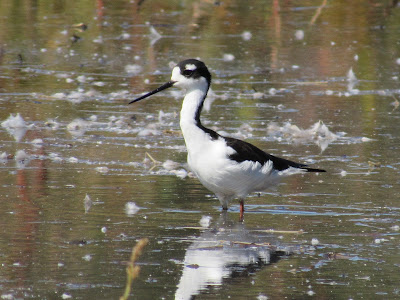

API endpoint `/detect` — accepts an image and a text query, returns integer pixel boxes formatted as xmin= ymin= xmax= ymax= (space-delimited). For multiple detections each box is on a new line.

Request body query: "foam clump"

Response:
xmin=84 ymin=194 xmax=92 ymax=214
xmin=295 ymin=29 xmax=305 ymax=40
xmin=267 ymin=121 xmax=339 ymax=152
xmin=125 ymin=202 xmax=141 ymax=216
xmin=106 ymin=116 xmax=135 ymax=134
xmin=49 ymin=152 xmax=63 ymax=163
xmin=223 ymin=53 xmax=235 ymax=62
xmin=171 ymin=168 xmax=188 ymax=179
xmin=158 ymin=110 xmax=176 ymax=124
xmin=241 ymin=31 xmax=252 ymax=41
xmin=95 ymin=166 xmax=109 ymax=174
xmin=45 ymin=119 xmax=60 ymax=130
xmin=161 ymin=159 xmax=188 ymax=179
xmin=125 ymin=64 xmax=142 ymax=75
xmin=51 ymin=89 xmax=100 ymax=104
xmin=149 ymin=26 xmax=162 ymax=45
xmin=347 ymin=68 xmax=358 ymax=92
xmin=31 ymin=138 xmax=44 ymax=147
xmin=0 ymin=152 xmax=10 ymax=164
xmin=1 ymin=113 xmax=26 ymax=128
xmin=199 ymin=215 xmax=212 ymax=228
xmin=15 ymin=150 xmax=30 ymax=168
xmin=137 ymin=123 xmax=160 ymax=136
xmin=252 ymin=92 xmax=265 ymax=99
xmin=1 ymin=113 xmax=31 ymax=142
xmin=67 ymin=118 xmax=89 ymax=137
xmin=162 ymin=159 xmax=181 ymax=171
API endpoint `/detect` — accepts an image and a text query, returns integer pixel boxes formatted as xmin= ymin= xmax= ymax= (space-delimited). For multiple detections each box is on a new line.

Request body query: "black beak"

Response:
xmin=129 ymin=81 xmax=176 ymax=104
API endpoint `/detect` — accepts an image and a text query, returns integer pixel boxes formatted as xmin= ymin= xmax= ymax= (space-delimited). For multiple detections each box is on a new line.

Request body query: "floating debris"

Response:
xmin=84 ymin=194 xmax=92 ymax=214
xmin=82 ymin=254 xmax=92 ymax=261
xmin=162 ymin=160 xmax=181 ymax=171
xmin=171 ymin=169 xmax=188 ymax=179
xmin=76 ymin=75 xmax=89 ymax=83
xmin=15 ymin=150 xmax=30 ymax=169
xmin=119 ymin=32 xmax=131 ymax=40
xmin=241 ymin=31 xmax=252 ymax=41
xmin=49 ymin=152 xmax=63 ymax=163
xmin=61 ymin=293 xmax=72 ymax=300
xmin=125 ymin=202 xmax=141 ymax=216
xmin=95 ymin=166 xmax=109 ymax=174
xmin=252 ymin=92 xmax=265 ymax=99
xmin=72 ymin=22 xmax=88 ymax=32
xmin=93 ymin=35 xmax=103 ymax=44
xmin=149 ymin=26 xmax=162 ymax=45
xmin=1 ymin=113 xmax=26 ymax=129
xmin=0 ymin=152 xmax=10 ymax=164
xmin=347 ymin=67 xmax=358 ymax=91
xmin=125 ymin=64 xmax=142 ymax=75
xmin=199 ymin=216 xmax=212 ymax=228
xmin=311 ymin=238 xmax=320 ymax=246
xmin=1 ymin=113 xmax=30 ymax=142
xmin=67 ymin=118 xmax=89 ymax=137
xmin=143 ymin=152 xmax=161 ymax=171
xmin=307 ymin=290 xmax=316 ymax=296
xmin=267 ymin=121 xmax=339 ymax=152
xmin=31 ymin=138 xmax=44 ymax=147
xmin=295 ymin=29 xmax=305 ymax=40
xmin=391 ymin=96 xmax=399 ymax=112
xmin=390 ymin=225 xmax=400 ymax=231
xmin=158 ymin=110 xmax=177 ymax=124
xmin=222 ymin=53 xmax=235 ymax=62
xmin=44 ymin=119 xmax=60 ymax=130
xmin=137 ymin=123 xmax=160 ymax=136
xmin=269 ymin=87 xmax=278 ymax=95
xmin=68 ymin=157 xmax=79 ymax=163
xmin=51 ymin=88 xmax=99 ymax=103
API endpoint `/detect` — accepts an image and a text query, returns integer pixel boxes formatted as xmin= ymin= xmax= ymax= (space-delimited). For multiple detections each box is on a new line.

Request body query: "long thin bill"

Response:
xmin=129 ymin=81 xmax=176 ymax=104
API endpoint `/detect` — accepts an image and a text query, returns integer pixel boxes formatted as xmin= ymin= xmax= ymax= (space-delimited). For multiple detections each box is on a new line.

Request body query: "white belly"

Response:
xmin=187 ymin=138 xmax=277 ymax=199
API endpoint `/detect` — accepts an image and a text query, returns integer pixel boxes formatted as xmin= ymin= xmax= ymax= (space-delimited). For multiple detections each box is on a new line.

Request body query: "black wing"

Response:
xmin=224 ymin=136 xmax=325 ymax=172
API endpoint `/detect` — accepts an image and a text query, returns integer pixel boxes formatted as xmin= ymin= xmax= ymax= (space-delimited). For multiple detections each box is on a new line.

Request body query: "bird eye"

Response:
xmin=182 ymin=69 xmax=194 ymax=77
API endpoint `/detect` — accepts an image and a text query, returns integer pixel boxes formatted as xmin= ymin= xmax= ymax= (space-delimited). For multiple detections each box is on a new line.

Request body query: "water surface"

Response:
xmin=1 ymin=1 xmax=400 ymax=299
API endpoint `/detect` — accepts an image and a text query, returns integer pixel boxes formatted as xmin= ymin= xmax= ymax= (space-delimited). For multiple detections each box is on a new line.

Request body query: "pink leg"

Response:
xmin=239 ymin=199 xmax=244 ymax=222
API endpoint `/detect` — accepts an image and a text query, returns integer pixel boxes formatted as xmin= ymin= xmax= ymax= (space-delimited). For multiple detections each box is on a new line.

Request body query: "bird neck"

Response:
xmin=180 ymin=86 xmax=209 ymax=129
xmin=180 ymin=85 xmax=215 ymax=150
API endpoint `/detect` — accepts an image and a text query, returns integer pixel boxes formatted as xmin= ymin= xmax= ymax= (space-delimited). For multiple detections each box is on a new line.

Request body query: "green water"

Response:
xmin=1 ymin=1 xmax=400 ymax=299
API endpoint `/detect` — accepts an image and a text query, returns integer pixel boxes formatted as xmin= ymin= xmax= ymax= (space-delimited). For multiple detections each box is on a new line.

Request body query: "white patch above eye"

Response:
xmin=185 ymin=64 xmax=197 ymax=71
xmin=171 ymin=66 xmax=184 ymax=81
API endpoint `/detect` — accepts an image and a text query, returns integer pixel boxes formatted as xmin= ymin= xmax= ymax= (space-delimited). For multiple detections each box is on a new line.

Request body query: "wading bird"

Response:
xmin=130 ymin=59 xmax=325 ymax=221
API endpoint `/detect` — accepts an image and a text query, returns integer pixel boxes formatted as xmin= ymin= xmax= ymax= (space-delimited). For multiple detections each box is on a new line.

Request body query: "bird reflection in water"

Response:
xmin=175 ymin=213 xmax=292 ymax=299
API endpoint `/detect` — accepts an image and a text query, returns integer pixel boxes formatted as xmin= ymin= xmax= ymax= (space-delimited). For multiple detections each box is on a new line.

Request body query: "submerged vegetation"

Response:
xmin=120 ymin=238 xmax=149 ymax=300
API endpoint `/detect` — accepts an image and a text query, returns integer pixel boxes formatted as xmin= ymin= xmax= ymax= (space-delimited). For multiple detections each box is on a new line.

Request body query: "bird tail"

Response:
xmin=301 ymin=167 xmax=326 ymax=172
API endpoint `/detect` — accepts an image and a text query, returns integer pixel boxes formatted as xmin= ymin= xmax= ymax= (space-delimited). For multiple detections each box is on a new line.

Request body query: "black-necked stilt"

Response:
xmin=130 ymin=59 xmax=325 ymax=221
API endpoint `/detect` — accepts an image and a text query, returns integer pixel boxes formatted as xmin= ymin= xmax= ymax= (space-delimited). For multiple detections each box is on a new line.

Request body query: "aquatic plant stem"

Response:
xmin=120 ymin=238 xmax=149 ymax=300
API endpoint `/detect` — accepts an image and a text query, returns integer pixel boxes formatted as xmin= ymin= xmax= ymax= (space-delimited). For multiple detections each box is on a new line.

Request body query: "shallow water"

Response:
xmin=1 ymin=0 xmax=400 ymax=299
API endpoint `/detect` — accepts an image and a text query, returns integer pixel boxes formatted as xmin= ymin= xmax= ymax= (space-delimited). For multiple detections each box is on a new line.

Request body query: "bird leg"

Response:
xmin=239 ymin=199 xmax=244 ymax=222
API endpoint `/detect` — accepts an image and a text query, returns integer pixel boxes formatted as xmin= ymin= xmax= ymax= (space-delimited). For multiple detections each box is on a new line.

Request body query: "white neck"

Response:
xmin=179 ymin=84 xmax=209 ymax=151
xmin=180 ymin=89 xmax=206 ymax=125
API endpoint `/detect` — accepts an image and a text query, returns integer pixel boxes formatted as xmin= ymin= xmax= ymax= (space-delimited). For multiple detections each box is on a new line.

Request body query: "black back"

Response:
xmin=204 ymin=128 xmax=325 ymax=172
xmin=224 ymin=136 xmax=325 ymax=172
